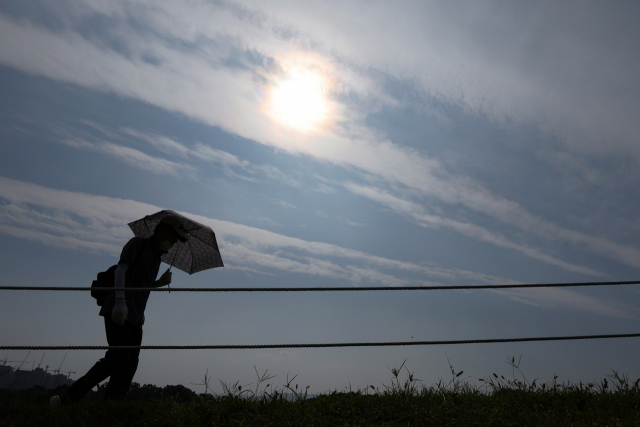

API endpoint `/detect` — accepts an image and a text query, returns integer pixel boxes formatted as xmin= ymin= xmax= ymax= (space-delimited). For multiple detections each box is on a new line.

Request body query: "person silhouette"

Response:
xmin=50 ymin=217 xmax=187 ymax=405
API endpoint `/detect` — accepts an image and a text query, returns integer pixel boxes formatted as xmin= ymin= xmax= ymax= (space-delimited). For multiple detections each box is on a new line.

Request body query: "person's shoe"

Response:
xmin=49 ymin=395 xmax=62 ymax=407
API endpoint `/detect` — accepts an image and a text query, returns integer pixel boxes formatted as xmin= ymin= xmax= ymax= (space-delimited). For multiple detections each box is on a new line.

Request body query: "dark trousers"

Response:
xmin=66 ymin=316 xmax=143 ymax=402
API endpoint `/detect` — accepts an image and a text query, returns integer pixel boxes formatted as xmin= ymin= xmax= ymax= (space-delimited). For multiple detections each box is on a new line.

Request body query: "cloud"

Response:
xmin=120 ymin=127 xmax=302 ymax=187
xmin=265 ymin=197 xmax=298 ymax=210
xmin=491 ymin=288 xmax=638 ymax=320
xmin=191 ymin=142 xmax=247 ymax=168
xmin=340 ymin=218 xmax=368 ymax=227
xmin=9 ymin=0 xmax=639 ymax=163
xmin=0 ymin=175 xmax=498 ymax=287
xmin=236 ymin=1 xmax=640 ymax=157
xmin=0 ymin=175 xmax=634 ymax=318
xmin=121 ymin=128 xmax=192 ymax=158
xmin=58 ymin=122 xmax=302 ymax=187
xmin=343 ymin=182 xmax=605 ymax=277
xmin=62 ymin=137 xmax=196 ymax=177
xmin=1 ymin=4 xmax=639 ymax=278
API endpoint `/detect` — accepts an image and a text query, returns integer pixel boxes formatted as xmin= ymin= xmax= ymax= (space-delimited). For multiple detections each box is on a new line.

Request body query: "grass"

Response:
xmin=2 ymin=357 xmax=640 ymax=426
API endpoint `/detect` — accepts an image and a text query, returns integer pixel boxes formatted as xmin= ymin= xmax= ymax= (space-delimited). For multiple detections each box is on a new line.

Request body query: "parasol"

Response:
xmin=127 ymin=210 xmax=223 ymax=274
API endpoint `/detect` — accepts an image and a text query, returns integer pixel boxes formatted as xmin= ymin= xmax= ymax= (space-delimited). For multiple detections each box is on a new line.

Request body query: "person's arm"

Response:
xmin=114 ymin=263 xmax=129 ymax=299
xmin=153 ymin=268 xmax=172 ymax=288
xmin=111 ymin=263 xmax=129 ymax=325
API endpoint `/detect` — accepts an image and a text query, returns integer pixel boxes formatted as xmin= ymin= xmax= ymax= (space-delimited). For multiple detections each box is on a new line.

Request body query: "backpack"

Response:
xmin=91 ymin=265 xmax=119 ymax=306
xmin=91 ymin=239 xmax=145 ymax=306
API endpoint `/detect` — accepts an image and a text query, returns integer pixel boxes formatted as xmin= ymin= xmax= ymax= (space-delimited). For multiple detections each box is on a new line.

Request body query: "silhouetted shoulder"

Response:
xmin=119 ymin=237 xmax=146 ymax=265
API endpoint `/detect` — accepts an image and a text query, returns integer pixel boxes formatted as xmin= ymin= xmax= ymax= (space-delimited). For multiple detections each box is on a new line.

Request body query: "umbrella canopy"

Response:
xmin=128 ymin=210 xmax=223 ymax=274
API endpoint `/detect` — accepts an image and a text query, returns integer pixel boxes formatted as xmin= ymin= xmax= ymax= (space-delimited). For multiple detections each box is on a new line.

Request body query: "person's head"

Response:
xmin=154 ymin=217 xmax=187 ymax=251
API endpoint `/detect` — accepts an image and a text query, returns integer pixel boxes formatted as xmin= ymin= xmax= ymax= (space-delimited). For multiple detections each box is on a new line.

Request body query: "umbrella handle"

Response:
xmin=168 ymin=241 xmax=181 ymax=270
xmin=166 ymin=241 xmax=182 ymax=293
xmin=166 ymin=241 xmax=180 ymax=294
xmin=165 ymin=267 xmax=171 ymax=293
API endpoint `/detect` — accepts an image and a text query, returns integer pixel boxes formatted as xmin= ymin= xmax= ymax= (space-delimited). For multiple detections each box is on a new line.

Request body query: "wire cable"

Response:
xmin=1 ymin=280 xmax=639 ymax=292
xmin=2 ymin=333 xmax=639 ymax=350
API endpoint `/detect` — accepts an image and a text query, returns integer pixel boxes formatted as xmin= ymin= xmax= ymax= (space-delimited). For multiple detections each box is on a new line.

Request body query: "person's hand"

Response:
xmin=111 ymin=299 xmax=128 ymax=325
xmin=157 ymin=269 xmax=172 ymax=287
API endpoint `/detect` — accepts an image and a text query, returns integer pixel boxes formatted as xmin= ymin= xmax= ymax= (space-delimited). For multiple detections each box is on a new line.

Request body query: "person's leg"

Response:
xmin=103 ymin=319 xmax=143 ymax=401
xmin=64 ymin=316 xmax=116 ymax=403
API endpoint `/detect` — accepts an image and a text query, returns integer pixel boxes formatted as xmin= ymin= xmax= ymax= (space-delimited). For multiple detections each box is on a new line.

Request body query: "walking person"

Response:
xmin=50 ymin=217 xmax=187 ymax=405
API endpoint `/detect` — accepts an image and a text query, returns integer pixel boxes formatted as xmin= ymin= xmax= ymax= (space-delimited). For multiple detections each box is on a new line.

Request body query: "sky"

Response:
xmin=1 ymin=0 xmax=640 ymax=396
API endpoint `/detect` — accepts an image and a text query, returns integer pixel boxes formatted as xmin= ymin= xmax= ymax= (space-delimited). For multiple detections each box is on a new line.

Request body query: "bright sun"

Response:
xmin=270 ymin=71 xmax=327 ymax=132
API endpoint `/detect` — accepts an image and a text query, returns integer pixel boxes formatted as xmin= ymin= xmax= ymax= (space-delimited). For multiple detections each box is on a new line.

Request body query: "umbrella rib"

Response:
xmin=186 ymin=231 xmax=217 ymax=248
xmin=185 ymin=231 xmax=223 ymax=272
xmin=169 ymin=241 xmax=180 ymax=269
xmin=187 ymin=237 xmax=194 ymax=273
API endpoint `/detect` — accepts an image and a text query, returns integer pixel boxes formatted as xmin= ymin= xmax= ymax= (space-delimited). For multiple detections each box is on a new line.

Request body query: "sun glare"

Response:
xmin=270 ymin=71 xmax=327 ymax=132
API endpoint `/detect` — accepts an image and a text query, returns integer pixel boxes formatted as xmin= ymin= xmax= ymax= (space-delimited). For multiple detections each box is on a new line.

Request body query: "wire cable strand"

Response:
xmin=1 ymin=280 xmax=639 ymax=292
xmin=2 ymin=333 xmax=639 ymax=350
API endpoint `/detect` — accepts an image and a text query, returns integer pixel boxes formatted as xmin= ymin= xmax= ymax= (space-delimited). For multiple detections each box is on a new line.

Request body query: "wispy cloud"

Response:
xmin=121 ymin=127 xmax=302 ymax=187
xmin=58 ymin=122 xmax=302 ymax=187
xmin=62 ymin=137 xmax=196 ymax=177
xmin=344 ymin=182 xmax=605 ymax=277
xmin=0 ymin=175 xmax=489 ymax=286
xmin=190 ymin=142 xmax=247 ymax=168
xmin=1 ymin=3 xmax=638 ymax=276
xmin=340 ymin=218 xmax=369 ymax=227
xmin=121 ymin=127 xmax=192 ymax=158
xmin=0 ymin=175 xmax=634 ymax=318
xmin=264 ymin=197 xmax=298 ymax=210
xmin=233 ymin=1 xmax=640 ymax=158
xmin=491 ymin=288 xmax=638 ymax=320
